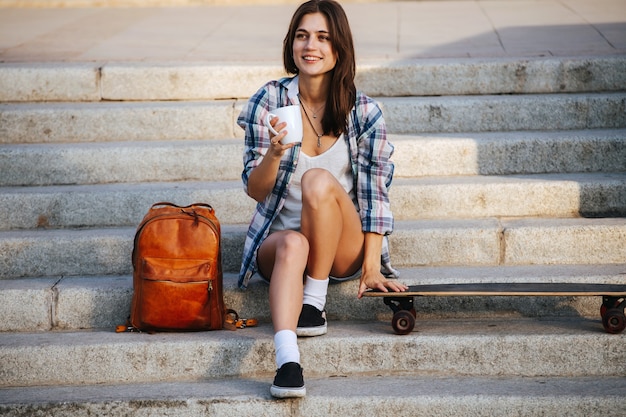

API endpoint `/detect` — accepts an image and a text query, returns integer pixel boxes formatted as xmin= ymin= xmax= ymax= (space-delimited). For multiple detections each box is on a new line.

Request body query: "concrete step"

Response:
xmin=0 ymin=139 xmax=243 ymax=186
xmin=2 ymin=93 xmax=625 ymax=144
xmin=3 ymin=264 xmax=625 ymax=332
xmin=1 ymin=320 xmax=625 ymax=388
xmin=0 ymin=181 xmax=255 ymax=230
xmin=393 ymin=129 xmax=626 ymax=178
xmin=0 ymin=100 xmax=236 ymax=144
xmin=1 ymin=130 xmax=624 ymax=186
xmin=1 ymin=173 xmax=624 ymax=230
xmin=1 ymin=375 xmax=625 ymax=417
xmin=1 ymin=218 xmax=624 ymax=279
xmin=392 ymin=173 xmax=626 ymax=220
xmin=380 ymin=92 xmax=626 ymax=134
xmin=1 ymin=56 xmax=625 ymax=102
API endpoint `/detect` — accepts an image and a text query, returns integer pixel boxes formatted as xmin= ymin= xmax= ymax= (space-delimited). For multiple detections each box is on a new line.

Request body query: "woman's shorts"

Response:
xmin=257 ymin=268 xmax=361 ymax=284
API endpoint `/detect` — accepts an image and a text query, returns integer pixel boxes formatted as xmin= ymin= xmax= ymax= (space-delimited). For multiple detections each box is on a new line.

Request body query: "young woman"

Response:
xmin=237 ymin=0 xmax=407 ymax=398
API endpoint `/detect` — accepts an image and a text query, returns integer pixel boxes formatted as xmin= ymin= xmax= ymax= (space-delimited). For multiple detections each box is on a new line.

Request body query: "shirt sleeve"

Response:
xmin=354 ymin=94 xmax=395 ymax=236
xmin=237 ymin=84 xmax=273 ymax=197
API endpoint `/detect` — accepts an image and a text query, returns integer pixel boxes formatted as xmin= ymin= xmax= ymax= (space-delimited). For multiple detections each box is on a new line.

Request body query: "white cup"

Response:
xmin=264 ymin=105 xmax=303 ymax=145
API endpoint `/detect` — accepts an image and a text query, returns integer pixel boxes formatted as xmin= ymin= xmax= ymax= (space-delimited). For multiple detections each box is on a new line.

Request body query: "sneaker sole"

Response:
xmin=270 ymin=385 xmax=306 ymax=398
xmin=296 ymin=322 xmax=327 ymax=337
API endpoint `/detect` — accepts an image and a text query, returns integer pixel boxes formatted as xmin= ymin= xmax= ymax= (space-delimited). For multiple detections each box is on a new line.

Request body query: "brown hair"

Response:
xmin=283 ymin=0 xmax=356 ymax=136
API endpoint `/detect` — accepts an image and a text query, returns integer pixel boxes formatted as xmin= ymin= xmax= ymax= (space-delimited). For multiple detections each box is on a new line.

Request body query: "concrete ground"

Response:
xmin=0 ymin=0 xmax=625 ymax=64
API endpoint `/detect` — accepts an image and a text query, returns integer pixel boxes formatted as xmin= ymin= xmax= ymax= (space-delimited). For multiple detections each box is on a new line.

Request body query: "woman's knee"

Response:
xmin=274 ymin=231 xmax=310 ymax=260
xmin=258 ymin=231 xmax=309 ymax=280
xmin=301 ymin=169 xmax=336 ymax=204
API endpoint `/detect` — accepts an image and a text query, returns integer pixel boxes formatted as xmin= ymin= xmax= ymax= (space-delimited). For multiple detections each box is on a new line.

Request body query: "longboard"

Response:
xmin=363 ymin=283 xmax=626 ymax=335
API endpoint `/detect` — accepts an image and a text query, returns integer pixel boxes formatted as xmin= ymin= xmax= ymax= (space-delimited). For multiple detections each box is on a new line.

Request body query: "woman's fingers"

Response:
xmin=269 ymin=118 xmax=289 ymax=146
xmin=357 ymin=281 xmax=369 ymax=299
xmin=387 ymin=280 xmax=409 ymax=292
xmin=357 ymin=277 xmax=408 ymax=299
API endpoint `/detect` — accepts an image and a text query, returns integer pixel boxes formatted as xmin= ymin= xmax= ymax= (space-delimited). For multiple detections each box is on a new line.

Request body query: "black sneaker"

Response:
xmin=270 ymin=362 xmax=306 ymax=398
xmin=296 ymin=304 xmax=327 ymax=337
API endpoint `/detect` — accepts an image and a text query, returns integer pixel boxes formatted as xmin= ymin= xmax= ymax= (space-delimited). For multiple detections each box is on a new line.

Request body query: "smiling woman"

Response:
xmin=236 ymin=0 xmax=406 ymax=399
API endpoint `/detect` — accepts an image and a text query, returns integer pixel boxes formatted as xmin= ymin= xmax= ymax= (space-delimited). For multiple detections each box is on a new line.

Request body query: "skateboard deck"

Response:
xmin=363 ymin=282 xmax=626 ymax=335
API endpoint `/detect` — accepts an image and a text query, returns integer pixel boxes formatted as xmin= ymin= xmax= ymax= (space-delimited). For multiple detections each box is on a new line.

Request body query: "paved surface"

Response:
xmin=0 ymin=0 xmax=624 ymax=64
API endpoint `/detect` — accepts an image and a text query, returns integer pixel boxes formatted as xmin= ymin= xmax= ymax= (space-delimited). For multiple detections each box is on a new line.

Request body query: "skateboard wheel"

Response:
xmin=602 ymin=309 xmax=626 ymax=334
xmin=600 ymin=299 xmax=619 ymax=318
xmin=392 ymin=310 xmax=415 ymax=335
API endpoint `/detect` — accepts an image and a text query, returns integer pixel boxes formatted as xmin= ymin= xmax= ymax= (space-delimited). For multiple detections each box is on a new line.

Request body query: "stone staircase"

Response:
xmin=1 ymin=56 xmax=625 ymax=415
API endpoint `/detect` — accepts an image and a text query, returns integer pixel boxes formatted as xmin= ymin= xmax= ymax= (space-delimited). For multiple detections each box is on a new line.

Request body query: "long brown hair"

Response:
xmin=283 ymin=0 xmax=356 ymax=137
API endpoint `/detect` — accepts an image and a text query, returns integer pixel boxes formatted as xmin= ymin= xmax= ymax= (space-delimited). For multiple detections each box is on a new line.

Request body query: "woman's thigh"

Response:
xmin=329 ymin=188 xmax=365 ymax=277
xmin=301 ymin=169 xmax=364 ymax=277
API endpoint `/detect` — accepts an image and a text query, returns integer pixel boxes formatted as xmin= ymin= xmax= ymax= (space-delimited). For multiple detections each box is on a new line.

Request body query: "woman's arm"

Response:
xmin=246 ymin=118 xmax=294 ymax=202
xmin=238 ymin=79 xmax=298 ymax=203
xmin=357 ymin=232 xmax=407 ymax=298
xmin=239 ymin=82 xmax=283 ymax=203
xmin=354 ymin=95 xmax=406 ymax=298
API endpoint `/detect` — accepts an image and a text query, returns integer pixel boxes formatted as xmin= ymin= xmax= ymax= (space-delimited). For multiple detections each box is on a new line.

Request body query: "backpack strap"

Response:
xmin=224 ymin=309 xmax=258 ymax=330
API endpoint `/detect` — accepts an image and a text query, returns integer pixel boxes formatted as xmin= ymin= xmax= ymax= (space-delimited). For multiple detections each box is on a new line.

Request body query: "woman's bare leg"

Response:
xmin=257 ymin=230 xmax=309 ymax=332
xmin=258 ymin=231 xmax=309 ymax=398
xmin=300 ymin=168 xmax=365 ymax=280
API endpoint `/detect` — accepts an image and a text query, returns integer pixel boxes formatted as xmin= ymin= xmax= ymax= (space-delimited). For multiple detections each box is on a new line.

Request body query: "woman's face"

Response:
xmin=292 ymin=12 xmax=337 ymax=78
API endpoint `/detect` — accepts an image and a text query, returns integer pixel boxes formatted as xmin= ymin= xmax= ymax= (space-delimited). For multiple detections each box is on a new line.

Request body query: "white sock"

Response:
xmin=274 ymin=329 xmax=300 ymax=368
xmin=302 ymin=275 xmax=329 ymax=311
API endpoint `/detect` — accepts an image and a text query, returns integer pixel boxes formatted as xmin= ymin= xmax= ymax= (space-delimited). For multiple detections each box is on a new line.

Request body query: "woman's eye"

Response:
xmin=296 ymin=33 xmax=308 ymax=40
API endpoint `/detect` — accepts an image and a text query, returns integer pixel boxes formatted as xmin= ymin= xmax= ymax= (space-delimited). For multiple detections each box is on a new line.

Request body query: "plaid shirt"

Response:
xmin=237 ymin=76 xmax=398 ymax=289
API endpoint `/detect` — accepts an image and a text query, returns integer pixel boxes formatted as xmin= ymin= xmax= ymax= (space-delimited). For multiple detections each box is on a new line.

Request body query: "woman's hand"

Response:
xmin=247 ymin=116 xmax=296 ymax=202
xmin=357 ymin=233 xmax=408 ymax=298
xmin=357 ymin=268 xmax=408 ymax=299
xmin=267 ymin=117 xmax=296 ymax=157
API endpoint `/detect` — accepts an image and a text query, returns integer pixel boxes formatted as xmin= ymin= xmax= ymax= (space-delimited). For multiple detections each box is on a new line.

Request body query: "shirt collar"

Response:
xmin=284 ymin=75 xmax=300 ymax=105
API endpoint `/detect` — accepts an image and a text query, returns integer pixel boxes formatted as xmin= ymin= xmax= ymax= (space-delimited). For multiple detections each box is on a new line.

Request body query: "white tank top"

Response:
xmin=270 ymin=135 xmax=356 ymax=232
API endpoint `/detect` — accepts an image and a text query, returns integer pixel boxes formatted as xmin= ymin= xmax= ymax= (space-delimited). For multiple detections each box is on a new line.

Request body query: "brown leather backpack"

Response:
xmin=129 ymin=202 xmax=224 ymax=331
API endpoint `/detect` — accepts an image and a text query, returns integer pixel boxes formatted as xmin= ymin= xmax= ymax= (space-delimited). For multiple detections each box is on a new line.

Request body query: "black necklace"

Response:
xmin=300 ymin=97 xmax=323 ymax=147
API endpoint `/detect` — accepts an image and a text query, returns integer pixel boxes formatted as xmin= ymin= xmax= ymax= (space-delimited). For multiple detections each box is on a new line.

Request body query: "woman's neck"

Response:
xmin=298 ymin=74 xmax=330 ymax=106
